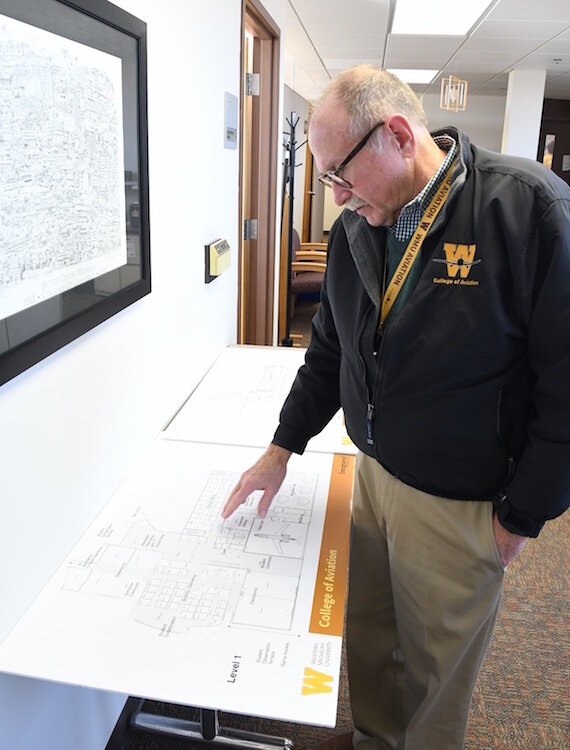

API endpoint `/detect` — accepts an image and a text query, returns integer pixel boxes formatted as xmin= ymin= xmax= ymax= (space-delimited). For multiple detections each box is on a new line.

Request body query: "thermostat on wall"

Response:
xmin=224 ymin=92 xmax=238 ymax=149
xmin=205 ymin=238 xmax=231 ymax=283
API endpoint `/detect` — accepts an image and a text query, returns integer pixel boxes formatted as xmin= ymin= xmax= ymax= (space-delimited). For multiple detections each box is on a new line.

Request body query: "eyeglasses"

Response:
xmin=317 ymin=120 xmax=385 ymax=189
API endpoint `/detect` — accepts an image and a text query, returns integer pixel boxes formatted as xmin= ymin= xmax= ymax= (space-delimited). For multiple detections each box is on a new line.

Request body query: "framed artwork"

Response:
xmin=0 ymin=0 xmax=150 ymax=387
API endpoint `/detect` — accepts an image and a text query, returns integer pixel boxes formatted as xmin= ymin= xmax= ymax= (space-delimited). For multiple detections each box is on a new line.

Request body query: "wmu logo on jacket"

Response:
xmin=432 ymin=243 xmax=481 ymax=286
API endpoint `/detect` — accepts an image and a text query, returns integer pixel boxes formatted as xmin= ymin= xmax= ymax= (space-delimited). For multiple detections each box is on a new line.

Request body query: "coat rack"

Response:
xmin=281 ymin=111 xmax=305 ymax=346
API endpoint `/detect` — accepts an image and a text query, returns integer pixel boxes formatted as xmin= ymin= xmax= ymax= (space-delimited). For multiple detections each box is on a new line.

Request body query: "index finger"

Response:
xmin=221 ymin=478 xmax=251 ymax=519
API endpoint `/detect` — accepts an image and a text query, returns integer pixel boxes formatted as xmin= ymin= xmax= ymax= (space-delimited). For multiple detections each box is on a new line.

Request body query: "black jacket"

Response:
xmin=274 ymin=128 xmax=570 ymax=537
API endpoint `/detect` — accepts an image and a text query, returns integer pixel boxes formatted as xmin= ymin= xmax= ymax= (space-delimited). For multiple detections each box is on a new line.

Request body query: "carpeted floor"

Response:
xmin=124 ymin=305 xmax=569 ymax=748
xmin=464 ymin=510 xmax=569 ymax=749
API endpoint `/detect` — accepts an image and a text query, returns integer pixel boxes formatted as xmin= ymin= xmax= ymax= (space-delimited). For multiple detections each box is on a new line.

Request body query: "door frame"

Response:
xmin=238 ymin=0 xmax=280 ymax=345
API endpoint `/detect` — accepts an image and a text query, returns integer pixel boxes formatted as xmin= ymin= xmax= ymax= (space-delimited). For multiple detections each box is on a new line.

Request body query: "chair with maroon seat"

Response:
xmin=289 ymin=229 xmax=327 ymax=317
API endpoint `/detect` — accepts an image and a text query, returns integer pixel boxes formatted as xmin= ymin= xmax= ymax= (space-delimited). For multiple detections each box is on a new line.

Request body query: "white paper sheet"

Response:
xmin=164 ymin=346 xmax=355 ymax=455
xmin=0 ymin=439 xmax=353 ymax=727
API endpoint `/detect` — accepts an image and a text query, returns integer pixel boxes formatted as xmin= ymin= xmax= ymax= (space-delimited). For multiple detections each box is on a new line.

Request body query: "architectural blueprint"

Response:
xmin=63 ymin=465 xmax=315 ymax=636
xmin=0 ymin=14 xmax=126 ymax=320
xmin=0 ymin=440 xmax=353 ymax=726
xmin=164 ymin=345 xmax=355 ymax=455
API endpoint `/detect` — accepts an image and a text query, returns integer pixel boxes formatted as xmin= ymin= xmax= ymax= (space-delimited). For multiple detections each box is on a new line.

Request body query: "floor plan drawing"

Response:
xmin=164 ymin=346 xmax=355 ymax=455
xmin=60 ymin=466 xmax=318 ymax=636
xmin=0 ymin=440 xmax=353 ymax=726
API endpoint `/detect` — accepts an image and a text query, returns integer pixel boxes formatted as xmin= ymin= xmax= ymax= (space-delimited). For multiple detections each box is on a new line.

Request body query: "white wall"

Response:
xmin=0 ymin=0 xmax=286 ymax=747
xmin=422 ymin=91 xmax=507 ymax=152
xmin=501 ymin=69 xmax=546 ymax=159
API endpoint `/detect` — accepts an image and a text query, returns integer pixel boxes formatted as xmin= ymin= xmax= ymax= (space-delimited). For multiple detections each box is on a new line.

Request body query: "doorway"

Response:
xmin=239 ymin=0 xmax=280 ymax=345
xmin=538 ymin=99 xmax=570 ymax=188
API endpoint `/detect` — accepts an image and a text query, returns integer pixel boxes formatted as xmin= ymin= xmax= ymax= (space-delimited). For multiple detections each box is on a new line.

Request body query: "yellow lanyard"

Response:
xmin=380 ymin=161 xmax=455 ymax=325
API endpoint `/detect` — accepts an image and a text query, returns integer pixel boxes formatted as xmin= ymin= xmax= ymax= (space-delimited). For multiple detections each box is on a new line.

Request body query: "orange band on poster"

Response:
xmin=309 ymin=454 xmax=354 ymax=637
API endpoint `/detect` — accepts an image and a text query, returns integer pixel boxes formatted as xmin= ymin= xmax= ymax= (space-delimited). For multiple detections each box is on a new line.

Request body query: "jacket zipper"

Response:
xmin=366 ymin=402 xmax=375 ymax=445
xmin=366 ymin=256 xmax=389 ymax=446
xmin=363 ymin=304 xmax=391 ymax=448
xmin=496 ymin=388 xmax=516 ymax=487
xmin=355 ymin=304 xmax=376 ymax=446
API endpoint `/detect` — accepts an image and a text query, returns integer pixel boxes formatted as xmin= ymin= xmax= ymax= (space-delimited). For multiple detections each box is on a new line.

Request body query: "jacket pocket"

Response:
xmin=486 ymin=502 xmax=507 ymax=574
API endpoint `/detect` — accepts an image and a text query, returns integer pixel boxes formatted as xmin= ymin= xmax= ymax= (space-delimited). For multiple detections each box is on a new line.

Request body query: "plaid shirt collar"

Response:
xmin=387 ymin=134 xmax=457 ymax=241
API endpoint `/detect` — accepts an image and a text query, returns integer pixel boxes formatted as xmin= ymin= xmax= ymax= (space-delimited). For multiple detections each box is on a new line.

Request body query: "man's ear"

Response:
xmin=384 ymin=115 xmax=416 ymax=156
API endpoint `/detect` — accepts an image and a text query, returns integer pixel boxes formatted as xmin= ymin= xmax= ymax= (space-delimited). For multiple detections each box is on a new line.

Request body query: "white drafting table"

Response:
xmin=0 ymin=439 xmax=353 ymax=748
xmin=163 ymin=345 xmax=356 ymax=455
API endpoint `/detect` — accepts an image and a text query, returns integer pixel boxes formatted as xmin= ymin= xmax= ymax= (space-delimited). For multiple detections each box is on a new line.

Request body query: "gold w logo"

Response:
xmin=302 ymin=667 xmax=334 ymax=695
xmin=442 ymin=243 xmax=479 ymax=278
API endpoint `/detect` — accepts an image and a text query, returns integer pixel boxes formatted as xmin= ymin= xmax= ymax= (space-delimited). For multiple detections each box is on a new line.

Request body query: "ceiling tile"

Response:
xmin=284 ymin=0 xmax=570 ymax=102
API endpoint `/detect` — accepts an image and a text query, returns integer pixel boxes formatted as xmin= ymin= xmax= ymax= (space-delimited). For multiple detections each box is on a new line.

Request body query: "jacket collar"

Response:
xmin=340 ymin=127 xmax=470 ymax=309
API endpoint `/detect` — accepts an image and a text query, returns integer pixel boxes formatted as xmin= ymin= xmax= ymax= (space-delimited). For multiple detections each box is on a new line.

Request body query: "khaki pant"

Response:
xmin=347 ymin=453 xmax=504 ymax=750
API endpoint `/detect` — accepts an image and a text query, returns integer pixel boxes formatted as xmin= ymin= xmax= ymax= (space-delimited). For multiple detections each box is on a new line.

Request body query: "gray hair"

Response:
xmin=317 ymin=64 xmax=428 ymax=145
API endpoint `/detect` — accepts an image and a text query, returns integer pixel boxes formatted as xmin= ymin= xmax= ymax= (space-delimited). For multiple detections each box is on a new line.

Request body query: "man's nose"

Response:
xmin=331 ymin=181 xmax=352 ymax=206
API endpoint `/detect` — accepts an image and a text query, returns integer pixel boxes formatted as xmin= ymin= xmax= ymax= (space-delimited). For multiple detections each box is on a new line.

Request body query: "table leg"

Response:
xmin=131 ymin=706 xmax=294 ymax=749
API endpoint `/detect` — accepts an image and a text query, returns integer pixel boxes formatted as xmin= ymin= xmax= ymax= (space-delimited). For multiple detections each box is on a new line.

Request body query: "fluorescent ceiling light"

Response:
xmin=391 ymin=0 xmax=493 ymax=35
xmin=388 ymin=68 xmax=438 ymax=84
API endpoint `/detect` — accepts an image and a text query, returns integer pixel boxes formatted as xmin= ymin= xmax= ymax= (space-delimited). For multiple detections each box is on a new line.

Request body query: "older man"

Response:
xmin=222 ymin=66 xmax=570 ymax=750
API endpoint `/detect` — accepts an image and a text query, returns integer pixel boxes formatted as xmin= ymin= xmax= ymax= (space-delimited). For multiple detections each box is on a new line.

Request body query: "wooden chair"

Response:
xmin=290 ymin=229 xmax=327 ymax=317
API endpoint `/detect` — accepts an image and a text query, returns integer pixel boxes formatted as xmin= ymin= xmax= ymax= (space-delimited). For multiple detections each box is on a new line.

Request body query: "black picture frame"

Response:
xmin=0 ymin=0 xmax=150 ymax=387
